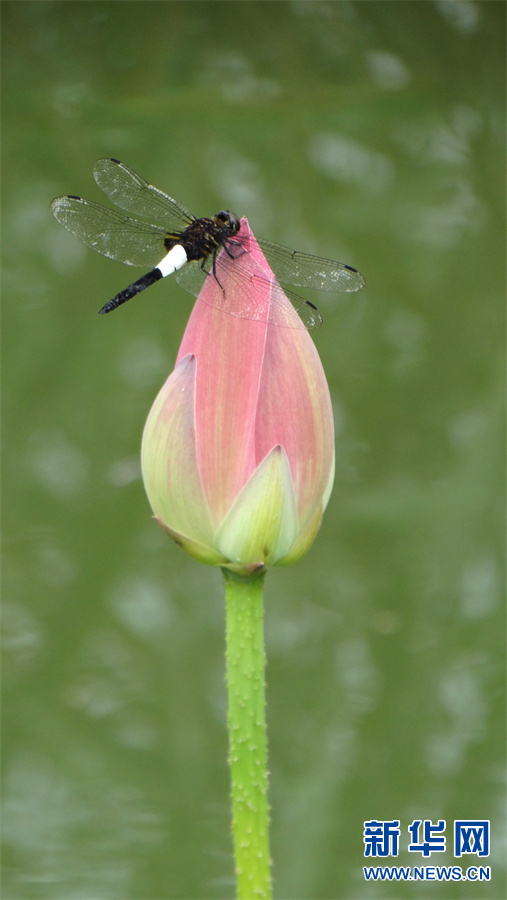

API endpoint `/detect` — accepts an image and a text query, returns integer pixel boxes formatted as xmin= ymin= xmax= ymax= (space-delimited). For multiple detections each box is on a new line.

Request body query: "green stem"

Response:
xmin=223 ymin=568 xmax=272 ymax=900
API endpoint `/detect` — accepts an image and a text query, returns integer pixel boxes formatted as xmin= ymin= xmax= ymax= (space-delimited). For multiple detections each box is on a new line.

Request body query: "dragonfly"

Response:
xmin=50 ymin=158 xmax=365 ymax=329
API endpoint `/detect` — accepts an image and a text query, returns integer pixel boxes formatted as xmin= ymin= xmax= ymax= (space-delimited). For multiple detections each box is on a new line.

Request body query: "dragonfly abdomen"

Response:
xmin=99 ymin=269 xmax=163 ymax=315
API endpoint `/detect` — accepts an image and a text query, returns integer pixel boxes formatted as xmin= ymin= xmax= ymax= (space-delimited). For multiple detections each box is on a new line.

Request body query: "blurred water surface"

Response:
xmin=2 ymin=2 xmax=505 ymax=898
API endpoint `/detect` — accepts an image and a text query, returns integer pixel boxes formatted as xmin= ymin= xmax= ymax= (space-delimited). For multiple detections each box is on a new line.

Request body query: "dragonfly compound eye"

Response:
xmin=215 ymin=211 xmax=241 ymax=233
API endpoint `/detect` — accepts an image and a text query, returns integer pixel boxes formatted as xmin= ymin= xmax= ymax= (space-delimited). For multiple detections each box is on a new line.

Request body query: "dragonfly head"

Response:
xmin=214 ymin=210 xmax=241 ymax=236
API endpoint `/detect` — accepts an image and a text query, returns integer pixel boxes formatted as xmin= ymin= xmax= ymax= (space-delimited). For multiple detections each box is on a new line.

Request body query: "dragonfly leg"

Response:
xmin=223 ymin=238 xmax=247 ymax=261
xmin=201 ymin=255 xmax=225 ymax=293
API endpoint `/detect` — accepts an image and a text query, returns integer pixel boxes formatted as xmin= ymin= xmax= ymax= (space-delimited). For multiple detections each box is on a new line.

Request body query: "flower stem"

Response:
xmin=222 ymin=568 xmax=272 ymax=900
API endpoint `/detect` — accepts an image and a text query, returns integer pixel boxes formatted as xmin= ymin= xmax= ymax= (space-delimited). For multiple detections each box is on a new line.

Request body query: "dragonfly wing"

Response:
xmin=273 ymin=284 xmax=322 ymax=329
xmin=188 ymin=244 xmax=322 ymax=329
xmin=174 ymin=261 xmax=207 ymax=298
xmin=238 ymin=278 xmax=323 ymax=329
xmin=257 ymin=238 xmax=365 ymax=292
xmin=92 ymin=159 xmax=195 ymax=231
xmin=50 ymin=196 xmax=169 ymax=267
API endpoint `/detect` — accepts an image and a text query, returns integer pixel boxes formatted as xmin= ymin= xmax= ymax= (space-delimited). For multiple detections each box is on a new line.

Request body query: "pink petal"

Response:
xmin=175 ymin=219 xmax=334 ymax=532
xmin=255 ymin=320 xmax=335 ymax=529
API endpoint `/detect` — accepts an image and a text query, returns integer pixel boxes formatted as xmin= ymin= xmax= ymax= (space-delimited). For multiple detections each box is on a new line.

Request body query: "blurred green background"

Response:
xmin=2 ymin=2 xmax=505 ymax=898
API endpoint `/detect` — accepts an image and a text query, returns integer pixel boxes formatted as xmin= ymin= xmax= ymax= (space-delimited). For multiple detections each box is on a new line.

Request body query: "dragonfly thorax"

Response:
xmin=175 ymin=213 xmax=241 ymax=263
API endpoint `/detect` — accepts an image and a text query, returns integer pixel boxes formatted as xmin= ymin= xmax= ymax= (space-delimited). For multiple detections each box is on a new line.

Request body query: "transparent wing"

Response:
xmin=257 ymin=238 xmax=365 ymax=292
xmin=174 ymin=261 xmax=207 ymax=296
xmin=92 ymin=158 xmax=195 ymax=230
xmin=50 ymin=195 xmax=169 ymax=267
xmin=175 ymin=244 xmax=322 ymax=330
